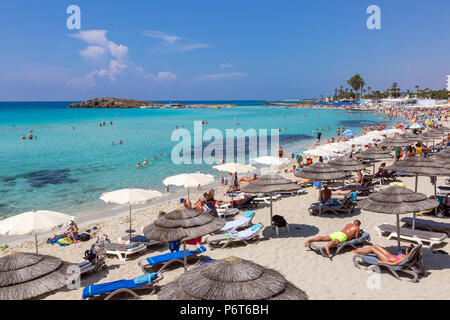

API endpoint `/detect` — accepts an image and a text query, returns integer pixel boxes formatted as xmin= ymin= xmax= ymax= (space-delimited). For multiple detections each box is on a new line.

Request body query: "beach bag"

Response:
xmin=80 ymin=233 xmax=91 ymax=242
xmin=272 ymin=215 xmax=287 ymax=228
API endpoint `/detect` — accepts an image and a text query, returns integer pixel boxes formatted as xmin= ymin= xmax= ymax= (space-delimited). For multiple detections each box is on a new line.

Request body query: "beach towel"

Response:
xmin=57 ymin=237 xmax=75 ymax=246
xmin=145 ymin=246 xmax=207 ymax=267
xmin=82 ymin=273 xmax=159 ymax=299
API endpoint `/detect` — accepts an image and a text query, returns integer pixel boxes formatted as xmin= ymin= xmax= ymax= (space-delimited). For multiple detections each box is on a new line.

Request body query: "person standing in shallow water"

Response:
xmin=278 ymin=146 xmax=284 ymax=158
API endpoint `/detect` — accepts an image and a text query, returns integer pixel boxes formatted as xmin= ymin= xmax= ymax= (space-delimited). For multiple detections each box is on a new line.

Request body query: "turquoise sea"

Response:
xmin=0 ymin=101 xmax=395 ymax=218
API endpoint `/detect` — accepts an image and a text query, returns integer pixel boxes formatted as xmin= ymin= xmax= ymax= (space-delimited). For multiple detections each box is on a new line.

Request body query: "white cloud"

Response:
xmin=144 ymin=71 xmax=178 ymax=81
xmin=68 ymin=29 xmax=132 ymax=87
xmin=220 ymin=63 xmax=234 ymax=69
xmin=70 ymin=30 xmax=109 ymax=46
xmin=196 ymin=72 xmax=250 ymax=81
xmin=143 ymin=30 xmax=209 ymax=52
xmin=79 ymin=46 xmax=107 ymax=60
xmin=156 ymin=71 xmax=177 ymax=80
xmin=142 ymin=30 xmax=181 ymax=43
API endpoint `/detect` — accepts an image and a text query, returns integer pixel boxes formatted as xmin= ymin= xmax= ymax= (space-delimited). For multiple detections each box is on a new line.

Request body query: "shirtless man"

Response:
xmin=304 ymin=220 xmax=362 ymax=257
xmin=320 ymin=184 xmax=332 ymax=203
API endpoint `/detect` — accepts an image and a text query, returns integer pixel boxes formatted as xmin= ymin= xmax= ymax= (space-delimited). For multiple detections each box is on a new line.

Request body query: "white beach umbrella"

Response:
xmin=212 ymin=163 xmax=256 ymax=174
xmin=250 ymin=156 xmax=290 ymax=167
xmin=409 ymin=123 xmax=424 ymax=129
xmin=302 ymin=148 xmax=334 ymax=159
xmin=163 ymin=173 xmax=214 ymax=200
xmin=0 ymin=210 xmax=74 ymax=253
xmin=100 ymin=188 xmax=162 ymax=240
xmin=321 ymin=143 xmax=351 ymax=153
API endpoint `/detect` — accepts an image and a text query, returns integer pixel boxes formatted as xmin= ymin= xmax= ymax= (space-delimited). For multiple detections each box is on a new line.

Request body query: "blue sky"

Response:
xmin=0 ymin=0 xmax=449 ymax=100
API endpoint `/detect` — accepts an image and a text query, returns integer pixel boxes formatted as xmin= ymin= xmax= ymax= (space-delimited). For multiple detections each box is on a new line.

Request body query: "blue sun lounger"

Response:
xmin=82 ymin=272 xmax=163 ymax=300
xmin=138 ymin=245 xmax=207 ymax=273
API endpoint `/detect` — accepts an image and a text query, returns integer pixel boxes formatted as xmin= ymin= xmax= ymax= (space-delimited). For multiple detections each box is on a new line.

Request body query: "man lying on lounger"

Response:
xmin=304 ymin=220 xmax=362 ymax=257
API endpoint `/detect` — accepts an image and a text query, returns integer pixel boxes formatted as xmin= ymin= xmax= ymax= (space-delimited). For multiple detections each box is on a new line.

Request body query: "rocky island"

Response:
xmin=69 ymin=97 xmax=164 ymax=108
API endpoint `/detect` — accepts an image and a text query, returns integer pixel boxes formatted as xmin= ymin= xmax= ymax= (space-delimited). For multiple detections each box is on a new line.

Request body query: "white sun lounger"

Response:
xmin=375 ymin=223 xmax=448 ymax=249
xmin=220 ymin=211 xmax=256 ymax=233
xmin=105 ymin=242 xmax=147 ymax=261
xmin=207 ymin=223 xmax=263 ymax=249
xmin=277 ymin=189 xmax=307 ymax=196
xmin=216 ymin=207 xmax=240 ymax=218
xmin=253 ymin=193 xmax=282 ymax=204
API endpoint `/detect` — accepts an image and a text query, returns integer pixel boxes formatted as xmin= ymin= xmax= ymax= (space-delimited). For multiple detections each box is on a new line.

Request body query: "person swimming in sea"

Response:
xmin=153 ymin=155 xmax=157 ymax=160
xmin=28 ymin=133 xmax=33 ymax=140
xmin=119 ymin=140 xmax=123 ymax=144
xmin=143 ymin=159 xmax=149 ymax=165
xmin=22 ymin=134 xmax=26 ymax=140
xmin=136 ymin=162 xmax=142 ymax=168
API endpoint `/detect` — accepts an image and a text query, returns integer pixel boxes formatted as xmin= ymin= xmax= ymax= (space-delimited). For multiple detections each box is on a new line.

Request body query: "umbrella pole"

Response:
xmin=270 ymin=193 xmax=273 ymax=231
xmin=187 ymin=187 xmax=190 ymax=201
xmin=129 ymin=203 xmax=133 ymax=242
xmin=319 ymin=181 xmax=322 ymax=215
xmin=396 ymin=214 xmax=401 ymax=252
xmin=434 ymin=177 xmax=438 ymax=216
xmin=412 ymin=173 xmax=418 ymax=230
xmin=35 ymin=233 xmax=38 ymax=254
xmin=183 ymin=241 xmax=187 ymax=272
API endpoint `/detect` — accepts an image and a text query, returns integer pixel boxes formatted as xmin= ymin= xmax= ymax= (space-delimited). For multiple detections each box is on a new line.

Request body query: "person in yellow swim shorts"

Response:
xmin=304 ymin=220 xmax=362 ymax=257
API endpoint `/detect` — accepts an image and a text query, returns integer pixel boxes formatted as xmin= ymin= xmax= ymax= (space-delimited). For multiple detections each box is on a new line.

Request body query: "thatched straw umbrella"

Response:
xmin=355 ymin=148 xmax=393 ymax=174
xmin=386 ymin=156 xmax=450 ymax=227
xmin=0 ymin=251 xmax=70 ymax=300
xmin=143 ymin=209 xmax=225 ymax=270
xmin=400 ymin=133 xmax=423 ymax=143
xmin=422 ymin=131 xmax=443 ymax=151
xmin=240 ymin=174 xmax=302 ymax=230
xmin=328 ymin=155 xmax=366 ymax=172
xmin=158 ymin=256 xmax=308 ymax=300
xmin=295 ymin=163 xmax=348 ymax=215
xmin=434 ymin=148 xmax=450 ymax=160
xmin=379 ymin=135 xmax=414 ymax=148
xmin=359 ymin=186 xmax=438 ymax=251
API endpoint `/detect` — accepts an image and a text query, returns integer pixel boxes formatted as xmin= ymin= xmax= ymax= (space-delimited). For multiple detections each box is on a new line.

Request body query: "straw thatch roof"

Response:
xmin=328 ymin=155 xmax=366 ymax=171
xmin=355 ymin=148 xmax=393 ymax=160
xmin=379 ymin=135 xmax=414 ymax=147
xmin=0 ymin=252 xmax=69 ymax=300
xmin=240 ymin=174 xmax=301 ymax=194
xmin=434 ymin=149 xmax=450 ymax=159
xmin=422 ymin=131 xmax=442 ymax=139
xmin=294 ymin=163 xmax=349 ymax=181
xmin=158 ymin=256 xmax=308 ymax=300
xmin=143 ymin=209 xmax=225 ymax=242
xmin=400 ymin=133 xmax=423 ymax=142
xmin=359 ymin=186 xmax=438 ymax=214
xmin=385 ymin=156 xmax=450 ymax=176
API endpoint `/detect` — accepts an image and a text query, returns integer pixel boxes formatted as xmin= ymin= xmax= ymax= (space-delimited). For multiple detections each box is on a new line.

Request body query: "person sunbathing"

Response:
xmin=239 ymin=174 xmax=258 ymax=183
xmin=352 ymin=245 xmax=413 ymax=266
xmin=223 ymin=194 xmax=254 ymax=207
xmin=304 ymin=220 xmax=362 ymax=257
xmin=66 ymin=220 xmax=79 ymax=241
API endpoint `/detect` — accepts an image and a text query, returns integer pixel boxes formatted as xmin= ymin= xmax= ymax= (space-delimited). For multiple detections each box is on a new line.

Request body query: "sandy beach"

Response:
xmin=2 ymin=166 xmax=448 ymax=300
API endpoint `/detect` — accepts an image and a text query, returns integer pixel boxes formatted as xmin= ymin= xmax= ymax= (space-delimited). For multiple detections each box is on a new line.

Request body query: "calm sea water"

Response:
xmin=0 ymin=101 xmax=392 ymax=218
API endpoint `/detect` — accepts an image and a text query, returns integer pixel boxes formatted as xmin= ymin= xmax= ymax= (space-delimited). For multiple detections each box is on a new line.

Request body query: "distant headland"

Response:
xmin=69 ymin=97 xmax=164 ymax=109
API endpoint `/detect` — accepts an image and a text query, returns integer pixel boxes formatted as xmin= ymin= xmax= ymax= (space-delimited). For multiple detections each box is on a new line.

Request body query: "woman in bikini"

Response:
xmin=352 ymin=245 xmax=413 ymax=265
